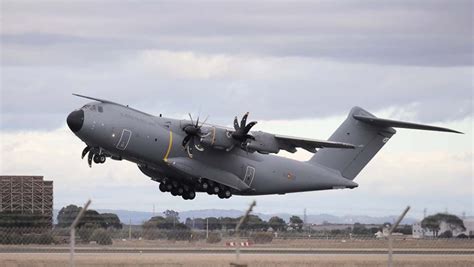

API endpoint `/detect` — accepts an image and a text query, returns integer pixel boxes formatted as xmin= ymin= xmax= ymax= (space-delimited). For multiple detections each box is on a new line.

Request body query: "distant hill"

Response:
xmin=86 ymin=209 xmax=418 ymax=225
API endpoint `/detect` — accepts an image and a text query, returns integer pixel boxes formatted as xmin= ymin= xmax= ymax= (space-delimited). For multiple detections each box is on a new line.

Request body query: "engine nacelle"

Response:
xmin=246 ymin=131 xmax=280 ymax=154
xmin=200 ymin=127 xmax=235 ymax=150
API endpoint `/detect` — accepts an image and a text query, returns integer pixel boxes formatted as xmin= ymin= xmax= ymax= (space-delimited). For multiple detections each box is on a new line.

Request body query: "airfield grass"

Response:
xmin=1 ymin=253 xmax=474 ymax=267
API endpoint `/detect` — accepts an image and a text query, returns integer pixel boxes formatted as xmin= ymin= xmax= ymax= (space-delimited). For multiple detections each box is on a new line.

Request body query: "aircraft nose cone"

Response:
xmin=67 ymin=109 xmax=84 ymax=132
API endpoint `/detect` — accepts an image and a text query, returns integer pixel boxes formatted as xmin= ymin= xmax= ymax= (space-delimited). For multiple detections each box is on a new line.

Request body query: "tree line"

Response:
xmin=143 ymin=209 xmax=305 ymax=232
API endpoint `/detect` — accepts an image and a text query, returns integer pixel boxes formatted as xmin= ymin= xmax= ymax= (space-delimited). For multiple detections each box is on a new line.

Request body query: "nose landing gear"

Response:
xmin=82 ymin=145 xmax=107 ymax=167
xmin=93 ymin=154 xmax=106 ymax=164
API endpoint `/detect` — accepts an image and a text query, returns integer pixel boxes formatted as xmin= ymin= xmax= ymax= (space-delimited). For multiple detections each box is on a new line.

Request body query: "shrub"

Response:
xmin=143 ymin=229 xmax=167 ymax=240
xmin=206 ymin=232 xmax=222 ymax=243
xmin=167 ymin=229 xmax=192 ymax=241
xmin=438 ymin=230 xmax=453 ymax=238
xmin=36 ymin=233 xmax=55 ymax=244
xmin=250 ymin=232 xmax=273 ymax=244
xmin=189 ymin=232 xmax=206 ymax=242
xmin=90 ymin=229 xmax=112 ymax=245
xmin=456 ymin=233 xmax=468 ymax=239
xmin=77 ymin=228 xmax=95 ymax=243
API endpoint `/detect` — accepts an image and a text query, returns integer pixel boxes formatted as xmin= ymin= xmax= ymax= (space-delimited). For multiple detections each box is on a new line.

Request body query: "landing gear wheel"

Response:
xmin=182 ymin=194 xmax=189 ymax=200
xmin=159 ymin=183 xmax=167 ymax=192
xmin=99 ymin=154 xmax=106 ymax=163
xmin=218 ymin=192 xmax=225 ymax=199
xmin=187 ymin=191 xmax=196 ymax=200
xmin=201 ymin=182 xmax=209 ymax=190
xmin=93 ymin=154 xmax=101 ymax=164
xmin=177 ymin=187 xmax=184 ymax=196
xmin=223 ymin=189 xmax=232 ymax=198
xmin=166 ymin=184 xmax=173 ymax=191
xmin=212 ymin=186 xmax=220 ymax=194
xmin=171 ymin=188 xmax=178 ymax=196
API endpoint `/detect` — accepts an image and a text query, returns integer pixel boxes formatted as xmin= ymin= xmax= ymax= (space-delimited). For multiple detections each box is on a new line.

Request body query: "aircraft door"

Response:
xmin=116 ymin=129 xmax=132 ymax=150
xmin=242 ymin=165 xmax=255 ymax=187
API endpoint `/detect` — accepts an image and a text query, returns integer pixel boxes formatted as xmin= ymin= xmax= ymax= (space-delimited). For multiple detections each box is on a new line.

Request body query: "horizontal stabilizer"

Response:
xmin=353 ymin=115 xmax=463 ymax=134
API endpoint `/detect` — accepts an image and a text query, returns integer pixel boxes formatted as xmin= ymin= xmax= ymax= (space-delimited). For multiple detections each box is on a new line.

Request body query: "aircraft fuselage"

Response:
xmin=68 ymin=102 xmax=357 ymax=198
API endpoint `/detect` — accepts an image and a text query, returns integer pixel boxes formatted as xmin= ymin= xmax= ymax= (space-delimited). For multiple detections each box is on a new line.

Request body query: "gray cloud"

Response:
xmin=2 ymin=0 xmax=472 ymax=66
xmin=1 ymin=0 xmax=472 ymax=130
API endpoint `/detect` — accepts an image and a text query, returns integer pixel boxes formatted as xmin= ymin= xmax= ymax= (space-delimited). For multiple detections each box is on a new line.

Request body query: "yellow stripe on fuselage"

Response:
xmin=164 ymin=131 xmax=173 ymax=162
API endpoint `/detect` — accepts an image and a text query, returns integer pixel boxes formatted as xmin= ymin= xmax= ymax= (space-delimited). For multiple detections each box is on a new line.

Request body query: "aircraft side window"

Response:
xmin=98 ymin=106 xmax=103 ymax=113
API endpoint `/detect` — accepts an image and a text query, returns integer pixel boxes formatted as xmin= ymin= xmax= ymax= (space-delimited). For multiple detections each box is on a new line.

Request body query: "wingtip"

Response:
xmin=441 ymin=128 xmax=463 ymax=134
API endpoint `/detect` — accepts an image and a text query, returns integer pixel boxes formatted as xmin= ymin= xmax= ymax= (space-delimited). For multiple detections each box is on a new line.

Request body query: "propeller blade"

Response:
xmin=182 ymin=135 xmax=191 ymax=147
xmin=186 ymin=137 xmax=194 ymax=158
xmin=186 ymin=145 xmax=193 ymax=159
xmin=241 ymin=112 xmax=249 ymax=128
xmin=81 ymin=146 xmax=90 ymax=159
xmin=195 ymin=115 xmax=199 ymax=127
xmin=87 ymin=151 xmax=93 ymax=168
xmin=233 ymin=116 xmax=240 ymax=131
xmin=194 ymin=136 xmax=205 ymax=151
xmin=244 ymin=121 xmax=257 ymax=133
xmin=199 ymin=115 xmax=209 ymax=128
xmin=188 ymin=113 xmax=194 ymax=126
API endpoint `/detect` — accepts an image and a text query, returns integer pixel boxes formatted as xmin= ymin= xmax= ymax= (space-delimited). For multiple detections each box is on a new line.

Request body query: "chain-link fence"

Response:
xmin=1 ymin=203 xmax=473 ymax=267
xmin=1 ymin=224 xmax=473 ymax=250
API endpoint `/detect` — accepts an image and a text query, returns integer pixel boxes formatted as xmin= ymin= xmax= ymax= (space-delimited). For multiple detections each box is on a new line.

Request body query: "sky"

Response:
xmin=1 ymin=0 xmax=472 ymax=220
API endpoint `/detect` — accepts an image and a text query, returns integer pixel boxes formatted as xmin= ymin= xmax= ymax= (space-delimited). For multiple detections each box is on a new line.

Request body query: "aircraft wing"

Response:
xmin=273 ymin=134 xmax=356 ymax=153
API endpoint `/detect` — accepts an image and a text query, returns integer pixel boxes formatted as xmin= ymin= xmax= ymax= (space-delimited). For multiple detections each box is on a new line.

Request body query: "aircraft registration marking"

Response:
xmin=163 ymin=131 xmax=173 ymax=162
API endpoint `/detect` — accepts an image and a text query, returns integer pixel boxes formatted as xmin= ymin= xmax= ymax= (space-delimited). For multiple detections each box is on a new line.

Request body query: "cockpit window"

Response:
xmin=81 ymin=104 xmax=97 ymax=111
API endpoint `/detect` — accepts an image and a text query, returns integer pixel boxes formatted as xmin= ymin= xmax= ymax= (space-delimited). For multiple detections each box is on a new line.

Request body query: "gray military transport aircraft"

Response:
xmin=67 ymin=94 xmax=461 ymax=200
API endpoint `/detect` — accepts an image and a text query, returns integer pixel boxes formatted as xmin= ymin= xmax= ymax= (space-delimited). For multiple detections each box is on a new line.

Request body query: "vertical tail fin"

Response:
xmin=309 ymin=107 xmax=461 ymax=180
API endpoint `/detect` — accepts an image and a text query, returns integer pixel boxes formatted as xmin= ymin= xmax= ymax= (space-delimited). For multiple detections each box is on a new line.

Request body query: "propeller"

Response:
xmin=182 ymin=113 xmax=208 ymax=158
xmin=231 ymin=112 xmax=257 ymax=144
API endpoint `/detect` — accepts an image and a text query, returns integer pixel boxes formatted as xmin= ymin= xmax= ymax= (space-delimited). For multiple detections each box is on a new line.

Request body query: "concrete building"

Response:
xmin=412 ymin=222 xmax=435 ymax=238
xmin=463 ymin=218 xmax=474 ymax=236
xmin=0 ymin=175 xmax=53 ymax=225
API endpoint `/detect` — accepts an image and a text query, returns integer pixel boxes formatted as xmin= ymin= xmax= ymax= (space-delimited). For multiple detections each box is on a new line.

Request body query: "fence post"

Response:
xmin=128 ymin=218 xmax=132 ymax=240
xmin=388 ymin=206 xmax=410 ymax=267
xmin=69 ymin=199 xmax=91 ymax=267
xmin=231 ymin=200 xmax=256 ymax=266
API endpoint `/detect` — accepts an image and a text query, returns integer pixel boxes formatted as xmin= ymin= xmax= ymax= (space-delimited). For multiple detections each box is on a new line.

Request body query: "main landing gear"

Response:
xmin=157 ymin=178 xmax=233 ymax=200
xmin=200 ymin=179 xmax=232 ymax=199
xmin=159 ymin=179 xmax=196 ymax=200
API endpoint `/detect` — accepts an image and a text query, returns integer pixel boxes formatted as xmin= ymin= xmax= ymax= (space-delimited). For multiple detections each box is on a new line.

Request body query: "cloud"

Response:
xmin=1 ymin=50 xmax=471 ymax=130
xmin=2 ymin=1 xmax=472 ymax=66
